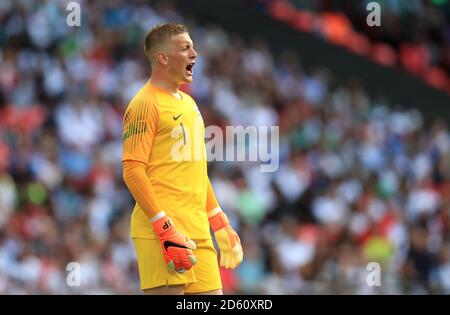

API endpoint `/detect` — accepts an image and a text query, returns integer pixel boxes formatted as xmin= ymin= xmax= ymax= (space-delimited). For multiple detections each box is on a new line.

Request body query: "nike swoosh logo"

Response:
xmin=173 ymin=113 xmax=183 ymax=120
xmin=164 ymin=240 xmax=189 ymax=251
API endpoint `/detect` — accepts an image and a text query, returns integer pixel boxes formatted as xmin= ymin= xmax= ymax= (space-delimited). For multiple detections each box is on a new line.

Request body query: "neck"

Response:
xmin=149 ymin=70 xmax=180 ymax=96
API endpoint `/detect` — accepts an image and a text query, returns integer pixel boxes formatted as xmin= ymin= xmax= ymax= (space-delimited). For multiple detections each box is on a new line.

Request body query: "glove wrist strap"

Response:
xmin=152 ymin=215 xmax=175 ymax=237
xmin=209 ymin=211 xmax=229 ymax=232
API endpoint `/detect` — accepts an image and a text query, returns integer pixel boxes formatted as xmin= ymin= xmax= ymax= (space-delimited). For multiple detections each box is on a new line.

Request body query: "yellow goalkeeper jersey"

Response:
xmin=122 ymin=80 xmax=210 ymax=240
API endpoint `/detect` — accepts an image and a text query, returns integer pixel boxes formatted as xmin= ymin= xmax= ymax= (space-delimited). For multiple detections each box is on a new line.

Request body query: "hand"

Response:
xmin=152 ymin=213 xmax=197 ymax=273
xmin=209 ymin=209 xmax=243 ymax=269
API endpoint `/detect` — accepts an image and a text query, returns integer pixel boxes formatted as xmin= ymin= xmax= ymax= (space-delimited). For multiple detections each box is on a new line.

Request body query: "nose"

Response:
xmin=191 ymin=47 xmax=197 ymax=59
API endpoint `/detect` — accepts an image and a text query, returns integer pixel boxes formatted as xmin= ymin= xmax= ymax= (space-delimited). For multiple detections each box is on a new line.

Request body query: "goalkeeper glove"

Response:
xmin=208 ymin=208 xmax=243 ymax=269
xmin=152 ymin=212 xmax=197 ymax=274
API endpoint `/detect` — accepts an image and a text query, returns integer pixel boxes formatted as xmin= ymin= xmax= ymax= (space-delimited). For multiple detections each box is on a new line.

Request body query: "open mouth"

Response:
xmin=186 ymin=62 xmax=195 ymax=75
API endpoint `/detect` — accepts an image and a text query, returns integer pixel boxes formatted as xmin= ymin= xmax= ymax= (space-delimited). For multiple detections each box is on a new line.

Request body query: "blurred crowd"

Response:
xmin=258 ymin=0 xmax=450 ymax=91
xmin=276 ymin=0 xmax=450 ymax=74
xmin=1 ymin=0 xmax=450 ymax=294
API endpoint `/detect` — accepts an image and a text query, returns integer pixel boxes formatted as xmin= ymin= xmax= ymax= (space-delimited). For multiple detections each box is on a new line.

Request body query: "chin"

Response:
xmin=182 ymin=76 xmax=193 ymax=83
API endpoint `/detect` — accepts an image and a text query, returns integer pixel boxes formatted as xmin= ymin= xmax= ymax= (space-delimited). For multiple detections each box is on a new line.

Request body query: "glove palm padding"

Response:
xmin=209 ymin=212 xmax=243 ymax=269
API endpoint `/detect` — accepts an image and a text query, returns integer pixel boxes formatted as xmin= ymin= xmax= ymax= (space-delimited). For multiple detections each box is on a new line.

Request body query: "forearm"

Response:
xmin=122 ymin=160 xmax=163 ymax=220
xmin=206 ymin=177 xmax=220 ymax=216
xmin=205 ymin=178 xmax=243 ymax=269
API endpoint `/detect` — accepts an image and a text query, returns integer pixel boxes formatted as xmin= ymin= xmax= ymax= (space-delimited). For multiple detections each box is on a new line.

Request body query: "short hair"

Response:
xmin=144 ymin=23 xmax=188 ymax=65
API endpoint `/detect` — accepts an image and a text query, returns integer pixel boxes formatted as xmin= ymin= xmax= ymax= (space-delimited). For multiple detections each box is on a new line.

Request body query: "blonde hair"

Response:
xmin=144 ymin=23 xmax=188 ymax=65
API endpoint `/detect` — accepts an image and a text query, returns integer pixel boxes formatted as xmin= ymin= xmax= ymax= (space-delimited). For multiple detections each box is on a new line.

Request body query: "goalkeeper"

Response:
xmin=122 ymin=23 xmax=243 ymax=295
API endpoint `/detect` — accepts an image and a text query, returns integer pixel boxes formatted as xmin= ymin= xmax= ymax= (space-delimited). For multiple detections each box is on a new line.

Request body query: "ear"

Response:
xmin=156 ymin=51 xmax=169 ymax=66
